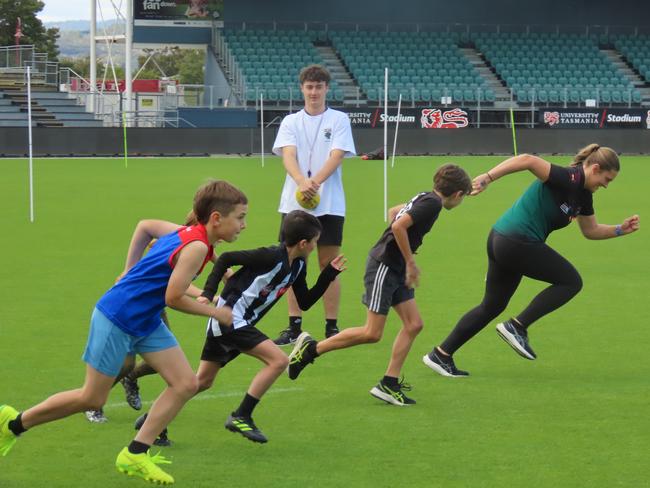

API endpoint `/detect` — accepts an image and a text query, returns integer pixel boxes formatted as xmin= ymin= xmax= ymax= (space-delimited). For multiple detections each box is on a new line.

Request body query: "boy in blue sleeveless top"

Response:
xmin=0 ymin=180 xmax=248 ymax=485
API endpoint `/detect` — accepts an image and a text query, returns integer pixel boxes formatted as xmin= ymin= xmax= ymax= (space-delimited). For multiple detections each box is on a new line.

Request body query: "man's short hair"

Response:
xmin=299 ymin=64 xmax=331 ymax=85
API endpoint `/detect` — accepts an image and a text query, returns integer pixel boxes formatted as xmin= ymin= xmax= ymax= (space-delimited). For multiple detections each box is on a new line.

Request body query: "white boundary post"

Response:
xmin=383 ymin=67 xmax=388 ymax=222
xmin=27 ymin=66 xmax=34 ymax=222
xmin=260 ymin=92 xmax=265 ymax=167
xmin=391 ymin=93 xmax=402 ymax=168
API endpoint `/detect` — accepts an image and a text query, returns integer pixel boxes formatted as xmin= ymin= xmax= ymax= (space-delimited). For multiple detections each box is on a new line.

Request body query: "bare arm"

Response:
xmin=185 ymin=284 xmax=204 ymax=298
xmin=577 ymin=214 xmax=640 ymax=240
xmin=165 ymin=241 xmax=232 ymax=324
xmin=388 ymin=204 xmax=406 ymax=222
xmin=123 ymin=220 xmax=181 ymax=272
xmin=472 ymin=154 xmax=552 ymax=195
xmin=312 ymin=149 xmax=346 ymax=186
xmin=391 ymin=213 xmax=420 ymax=287
xmin=282 ymin=145 xmax=320 ymax=198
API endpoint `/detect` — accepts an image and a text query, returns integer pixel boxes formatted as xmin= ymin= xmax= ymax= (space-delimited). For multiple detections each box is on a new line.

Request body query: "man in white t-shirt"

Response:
xmin=272 ymin=64 xmax=356 ymax=345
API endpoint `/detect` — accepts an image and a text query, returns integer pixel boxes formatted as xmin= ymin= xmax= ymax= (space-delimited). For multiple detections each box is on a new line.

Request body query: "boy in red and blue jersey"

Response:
xmin=0 ymin=180 xmax=248 ymax=485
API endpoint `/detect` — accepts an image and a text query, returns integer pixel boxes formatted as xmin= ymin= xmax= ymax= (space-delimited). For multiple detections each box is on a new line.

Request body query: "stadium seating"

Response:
xmin=223 ymin=29 xmax=329 ymax=103
xmin=329 ymin=30 xmax=494 ymax=104
xmin=0 ymin=89 xmax=103 ymax=127
xmin=223 ymin=29 xmax=644 ymax=107
xmin=614 ymin=35 xmax=650 ymax=83
xmin=474 ymin=33 xmax=641 ymax=105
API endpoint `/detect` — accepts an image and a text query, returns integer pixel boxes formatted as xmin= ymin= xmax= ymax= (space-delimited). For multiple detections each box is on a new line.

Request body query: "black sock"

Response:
xmin=307 ymin=340 xmax=319 ymax=358
xmin=382 ymin=375 xmax=399 ymax=388
xmin=289 ymin=316 xmax=302 ymax=333
xmin=511 ymin=317 xmax=527 ymax=330
xmin=8 ymin=413 xmax=26 ymax=436
xmin=128 ymin=440 xmax=150 ymax=455
xmin=325 ymin=318 xmax=338 ymax=330
xmin=233 ymin=393 xmax=260 ymax=418
xmin=435 ymin=346 xmax=450 ymax=358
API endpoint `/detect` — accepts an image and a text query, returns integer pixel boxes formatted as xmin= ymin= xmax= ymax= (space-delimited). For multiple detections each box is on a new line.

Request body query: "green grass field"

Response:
xmin=0 ymin=155 xmax=648 ymax=488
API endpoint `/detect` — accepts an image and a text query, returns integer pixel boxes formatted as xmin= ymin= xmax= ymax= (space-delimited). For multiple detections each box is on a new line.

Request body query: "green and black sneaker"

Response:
xmin=287 ymin=332 xmax=316 ymax=380
xmin=225 ymin=414 xmax=268 ymax=443
xmin=369 ymin=378 xmax=416 ymax=406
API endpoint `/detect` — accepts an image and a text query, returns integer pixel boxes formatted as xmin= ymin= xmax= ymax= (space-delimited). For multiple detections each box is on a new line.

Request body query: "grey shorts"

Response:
xmin=361 ymin=257 xmax=414 ymax=315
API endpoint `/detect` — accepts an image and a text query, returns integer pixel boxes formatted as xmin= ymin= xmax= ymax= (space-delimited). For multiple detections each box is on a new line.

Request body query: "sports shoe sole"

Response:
xmin=496 ymin=323 xmax=536 ymax=360
xmin=116 ymin=465 xmax=174 ymax=485
xmin=274 ymin=338 xmax=297 ymax=347
xmin=369 ymin=387 xmax=411 ymax=407
xmin=422 ymin=354 xmax=468 ymax=378
xmin=286 ymin=331 xmax=312 ymax=376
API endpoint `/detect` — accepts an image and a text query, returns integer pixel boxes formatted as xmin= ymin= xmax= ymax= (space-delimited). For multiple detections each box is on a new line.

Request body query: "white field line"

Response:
xmin=105 ymin=386 xmax=303 ymax=409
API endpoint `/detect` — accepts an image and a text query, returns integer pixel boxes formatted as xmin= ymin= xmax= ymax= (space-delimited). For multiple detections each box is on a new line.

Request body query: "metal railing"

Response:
xmin=0 ymin=45 xmax=35 ymax=69
xmin=113 ymin=110 xmax=196 ymax=128
xmin=0 ymin=45 xmax=59 ymax=87
xmin=212 ymin=27 xmax=245 ymax=103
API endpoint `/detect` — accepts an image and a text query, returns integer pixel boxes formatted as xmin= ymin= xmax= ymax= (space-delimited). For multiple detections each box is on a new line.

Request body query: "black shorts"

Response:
xmin=361 ymin=257 xmax=414 ymax=315
xmin=279 ymin=213 xmax=344 ymax=247
xmin=200 ymin=326 xmax=269 ymax=367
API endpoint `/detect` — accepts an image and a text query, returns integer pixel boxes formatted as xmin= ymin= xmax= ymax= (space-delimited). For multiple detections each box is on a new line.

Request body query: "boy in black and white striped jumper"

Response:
xmin=194 ymin=210 xmax=345 ymax=443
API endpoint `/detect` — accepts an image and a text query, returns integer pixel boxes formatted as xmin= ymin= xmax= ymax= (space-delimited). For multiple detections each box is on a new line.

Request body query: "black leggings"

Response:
xmin=440 ymin=230 xmax=583 ymax=355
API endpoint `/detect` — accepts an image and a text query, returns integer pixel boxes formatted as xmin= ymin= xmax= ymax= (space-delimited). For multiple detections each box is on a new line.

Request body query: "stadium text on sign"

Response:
xmin=541 ymin=109 xmax=650 ymax=128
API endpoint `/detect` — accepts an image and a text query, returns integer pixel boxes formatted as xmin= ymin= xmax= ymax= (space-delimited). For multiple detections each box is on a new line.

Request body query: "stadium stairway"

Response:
xmin=460 ymin=47 xmax=517 ymax=108
xmin=314 ymin=45 xmax=363 ymax=105
xmin=0 ymin=88 xmax=103 ymax=127
xmin=601 ymin=48 xmax=650 ymax=107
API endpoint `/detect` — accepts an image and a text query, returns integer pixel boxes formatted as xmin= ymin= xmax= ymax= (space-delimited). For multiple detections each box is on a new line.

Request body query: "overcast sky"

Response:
xmin=39 ymin=0 xmax=124 ymax=22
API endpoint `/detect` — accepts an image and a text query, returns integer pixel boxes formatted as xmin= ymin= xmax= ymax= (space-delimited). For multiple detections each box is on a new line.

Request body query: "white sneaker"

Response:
xmin=85 ymin=409 xmax=108 ymax=423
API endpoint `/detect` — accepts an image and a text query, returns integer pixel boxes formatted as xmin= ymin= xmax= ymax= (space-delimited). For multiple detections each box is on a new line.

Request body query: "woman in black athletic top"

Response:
xmin=423 ymin=144 xmax=640 ymax=377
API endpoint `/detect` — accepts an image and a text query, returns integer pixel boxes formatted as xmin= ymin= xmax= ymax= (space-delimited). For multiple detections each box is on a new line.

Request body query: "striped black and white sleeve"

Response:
xmin=291 ymin=261 xmax=341 ymax=311
xmin=201 ymin=247 xmax=279 ymax=301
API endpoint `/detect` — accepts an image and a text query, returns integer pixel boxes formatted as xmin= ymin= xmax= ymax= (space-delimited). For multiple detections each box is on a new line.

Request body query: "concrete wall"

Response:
xmin=204 ymin=46 xmax=240 ymax=107
xmin=225 ymin=0 xmax=649 ymax=29
xmin=1 ymin=128 xmax=648 ymax=157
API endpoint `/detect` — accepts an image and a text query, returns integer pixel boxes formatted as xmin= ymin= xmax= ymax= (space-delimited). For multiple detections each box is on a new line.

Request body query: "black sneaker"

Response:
xmin=134 ymin=412 xmax=173 ymax=447
xmin=422 ymin=349 xmax=469 ymax=377
xmin=287 ymin=332 xmax=316 ymax=380
xmin=224 ymin=414 xmax=268 ymax=443
xmin=273 ymin=327 xmax=300 ymax=346
xmin=496 ymin=320 xmax=537 ymax=360
xmin=120 ymin=376 xmax=142 ymax=411
xmin=325 ymin=324 xmax=340 ymax=338
xmin=154 ymin=429 xmax=172 ymax=447
xmin=369 ymin=378 xmax=416 ymax=406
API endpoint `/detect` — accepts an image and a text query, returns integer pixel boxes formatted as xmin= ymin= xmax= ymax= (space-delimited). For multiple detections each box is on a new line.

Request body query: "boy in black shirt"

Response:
xmin=194 ymin=210 xmax=345 ymax=442
xmin=287 ymin=164 xmax=472 ymax=406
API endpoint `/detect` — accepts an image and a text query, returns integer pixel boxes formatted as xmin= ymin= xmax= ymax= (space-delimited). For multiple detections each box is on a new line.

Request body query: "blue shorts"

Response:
xmin=82 ymin=307 xmax=178 ymax=377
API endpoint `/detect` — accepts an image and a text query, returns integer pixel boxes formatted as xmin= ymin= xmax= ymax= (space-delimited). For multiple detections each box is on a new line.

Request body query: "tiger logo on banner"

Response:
xmin=420 ymin=108 xmax=469 ymax=129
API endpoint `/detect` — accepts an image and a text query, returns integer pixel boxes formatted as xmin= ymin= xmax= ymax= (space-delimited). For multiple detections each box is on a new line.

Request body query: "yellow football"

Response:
xmin=295 ymin=189 xmax=320 ymax=210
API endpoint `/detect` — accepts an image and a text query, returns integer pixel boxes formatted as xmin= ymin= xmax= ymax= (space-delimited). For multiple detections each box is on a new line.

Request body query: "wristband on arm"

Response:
xmin=615 ymin=225 xmax=623 ymax=237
